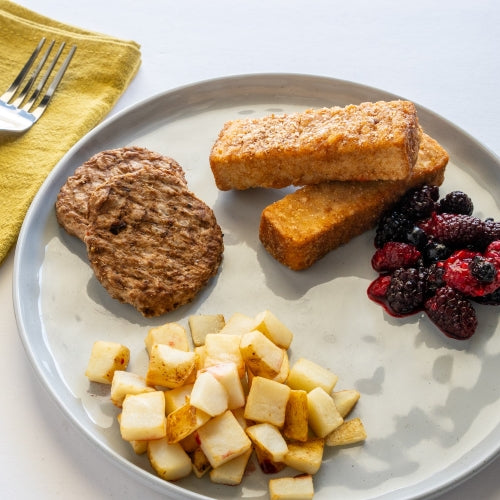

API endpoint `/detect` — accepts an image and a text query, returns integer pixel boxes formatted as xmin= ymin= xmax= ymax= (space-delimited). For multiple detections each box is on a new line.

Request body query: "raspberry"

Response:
xmin=371 ymin=242 xmax=421 ymax=273
xmin=442 ymin=250 xmax=500 ymax=297
xmin=396 ymin=185 xmax=439 ymax=220
xmin=367 ymin=275 xmax=391 ymax=301
xmin=438 ymin=191 xmax=474 ymax=215
xmin=375 ymin=210 xmax=413 ymax=248
xmin=386 ymin=267 xmax=427 ymax=315
xmin=425 ymin=286 xmax=477 ymax=339
xmin=418 ymin=213 xmax=494 ymax=250
xmin=485 ymin=241 xmax=500 ymax=265
xmin=469 ymin=256 xmax=497 ymax=283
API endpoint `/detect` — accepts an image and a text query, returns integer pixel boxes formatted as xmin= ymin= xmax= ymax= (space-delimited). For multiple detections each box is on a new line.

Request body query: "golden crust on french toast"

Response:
xmin=259 ymin=133 xmax=448 ymax=270
xmin=209 ymin=100 xmax=421 ymax=190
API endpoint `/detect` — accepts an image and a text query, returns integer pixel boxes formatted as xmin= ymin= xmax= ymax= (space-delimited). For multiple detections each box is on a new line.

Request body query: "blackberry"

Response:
xmin=386 ymin=267 xmax=427 ymax=314
xmin=375 ymin=210 xmax=413 ymax=248
xmin=483 ymin=220 xmax=500 ymax=247
xmin=424 ymin=286 xmax=477 ymax=339
xmin=438 ymin=191 xmax=474 ymax=215
xmin=397 ymin=185 xmax=439 ymax=220
xmin=419 ymin=213 xmax=492 ymax=250
xmin=422 ymin=240 xmax=453 ymax=264
xmin=473 ymin=287 xmax=500 ymax=306
xmin=426 ymin=263 xmax=446 ymax=297
xmin=406 ymin=226 xmax=428 ymax=250
xmin=469 ymin=256 xmax=496 ymax=283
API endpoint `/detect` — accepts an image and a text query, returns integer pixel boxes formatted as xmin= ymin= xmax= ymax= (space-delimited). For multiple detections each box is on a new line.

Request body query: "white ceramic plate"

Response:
xmin=13 ymin=74 xmax=500 ymax=499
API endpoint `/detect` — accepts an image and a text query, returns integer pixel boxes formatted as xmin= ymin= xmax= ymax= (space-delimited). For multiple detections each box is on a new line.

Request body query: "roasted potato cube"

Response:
xmin=287 ymin=357 xmax=338 ymax=394
xmin=272 ymin=349 xmax=290 ymax=384
xmin=253 ymin=310 xmax=293 ymax=349
xmin=325 ymin=417 xmax=367 ymax=446
xmin=244 ymin=376 xmax=290 ymax=428
xmin=240 ymin=330 xmax=285 ymax=378
xmin=190 ymin=371 xmax=229 ymax=416
xmin=332 ymin=389 xmax=361 ymax=418
xmin=129 ymin=439 xmax=148 ymax=455
xmin=166 ymin=403 xmax=210 ymax=443
xmin=148 ymin=437 xmax=192 ymax=481
xmin=307 ymin=387 xmax=343 ymax=438
xmin=204 ymin=333 xmax=245 ymax=378
xmin=190 ymin=446 xmax=212 ymax=478
xmin=283 ymin=438 xmax=324 ymax=475
xmin=120 ymin=391 xmax=166 ymax=441
xmin=246 ymin=423 xmax=288 ymax=462
xmin=283 ymin=389 xmax=309 ymax=442
xmin=164 ymin=384 xmax=193 ymax=415
xmin=85 ymin=341 xmax=130 ymax=384
xmin=219 ymin=312 xmax=256 ymax=335
xmin=188 ymin=314 xmax=225 ymax=346
xmin=110 ymin=370 xmax=154 ymax=407
xmin=209 ymin=447 xmax=252 ymax=485
xmin=269 ymin=475 xmax=314 ymax=500
xmin=144 ymin=322 xmax=189 ymax=356
xmin=203 ymin=362 xmax=245 ymax=410
xmin=146 ymin=344 xmax=196 ymax=388
xmin=197 ymin=410 xmax=252 ymax=468
xmin=254 ymin=442 xmax=286 ymax=474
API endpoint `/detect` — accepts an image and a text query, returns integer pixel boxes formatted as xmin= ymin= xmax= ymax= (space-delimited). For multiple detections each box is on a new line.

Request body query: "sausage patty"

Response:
xmin=55 ymin=147 xmax=186 ymax=240
xmin=84 ymin=164 xmax=223 ymax=317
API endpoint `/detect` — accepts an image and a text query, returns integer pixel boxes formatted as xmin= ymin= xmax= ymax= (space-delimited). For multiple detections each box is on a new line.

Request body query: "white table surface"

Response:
xmin=1 ymin=1 xmax=499 ymax=498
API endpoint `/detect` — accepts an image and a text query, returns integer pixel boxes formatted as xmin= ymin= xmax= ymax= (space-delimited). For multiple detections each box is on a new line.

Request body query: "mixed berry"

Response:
xmin=367 ymin=185 xmax=499 ymax=340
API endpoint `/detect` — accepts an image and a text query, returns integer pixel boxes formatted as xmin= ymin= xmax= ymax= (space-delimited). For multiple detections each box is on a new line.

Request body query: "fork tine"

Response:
xmin=26 ymin=44 xmax=76 ymax=120
xmin=0 ymin=38 xmax=46 ymax=102
xmin=11 ymin=40 xmax=55 ymax=108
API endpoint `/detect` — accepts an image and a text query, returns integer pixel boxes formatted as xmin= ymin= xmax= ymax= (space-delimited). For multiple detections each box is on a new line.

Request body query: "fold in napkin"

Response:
xmin=0 ymin=0 xmax=141 ymax=264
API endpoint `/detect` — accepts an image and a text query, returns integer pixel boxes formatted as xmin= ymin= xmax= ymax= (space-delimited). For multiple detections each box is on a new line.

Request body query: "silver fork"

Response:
xmin=0 ymin=38 xmax=76 ymax=133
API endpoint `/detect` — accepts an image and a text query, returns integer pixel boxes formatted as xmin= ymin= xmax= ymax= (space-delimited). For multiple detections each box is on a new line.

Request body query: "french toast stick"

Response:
xmin=210 ymin=100 xmax=421 ymax=190
xmin=259 ymin=133 xmax=448 ymax=270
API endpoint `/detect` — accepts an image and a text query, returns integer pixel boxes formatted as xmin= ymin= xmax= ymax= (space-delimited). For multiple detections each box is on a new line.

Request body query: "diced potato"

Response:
xmin=272 ymin=350 xmax=290 ymax=384
xmin=148 ymin=438 xmax=192 ymax=481
xmin=325 ymin=417 xmax=367 ymax=446
xmin=146 ymin=344 xmax=196 ymax=389
xmin=110 ymin=371 xmax=154 ymax=407
xmin=218 ymin=312 xmax=256 ymax=335
xmin=240 ymin=330 xmax=285 ymax=378
xmin=244 ymin=376 xmax=290 ymax=428
xmin=231 ymin=407 xmax=248 ymax=430
xmin=129 ymin=439 xmax=148 ymax=455
xmin=287 ymin=357 xmax=338 ymax=394
xmin=190 ymin=371 xmax=229 ymax=416
xmin=254 ymin=443 xmax=286 ymax=474
xmin=283 ymin=438 xmax=324 ymax=475
xmin=164 ymin=384 xmax=193 ymax=415
xmin=85 ymin=341 xmax=130 ymax=384
xmin=307 ymin=387 xmax=343 ymax=438
xmin=246 ymin=423 xmax=288 ymax=462
xmin=190 ymin=447 xmax=211 ymax=478
xmin=166 ymin=403 xmax=210 ymax=443
xmin=283 ymin=389 xmax=309 ymax=442
xmin=209 ymin=447 xmax=252 ymax=485
xmin=269 ymin=475 xmax=314 ymax=500
xmin=197 ymin=410 xmax=252 ymax=468
xmin=253 ymin=310 xmax=293 ymax=349
xmin=120 ymin=391 xmax=166 ymax=441
xmin=188 ymin=314 xmax=225 ymax=346
xmin=204 ymin=333 xmax=245 ymax=378
xmin=332 ymin=389 xmax=361 ymax=418
xmin=194 ymin=345 xmax=207 ymax=368
xmin=144 ymin=322 xmax=189 ymax=356
xmin=179 ymin=432 xmax=199 ymax=453
xmin=203 ymin=362 xmax=245 ymax=410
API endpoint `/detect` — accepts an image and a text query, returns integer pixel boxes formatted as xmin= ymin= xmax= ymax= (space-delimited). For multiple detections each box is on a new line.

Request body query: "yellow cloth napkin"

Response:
xmin=0 ymin=0 xmax=141 ymax=264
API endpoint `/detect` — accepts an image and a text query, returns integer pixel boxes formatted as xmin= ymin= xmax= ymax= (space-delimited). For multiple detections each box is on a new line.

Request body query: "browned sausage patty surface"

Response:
xmin=55 ymin=147 xmax=186 ymax=240
xmin=84 ymin=164 xmax=223 ymax=317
